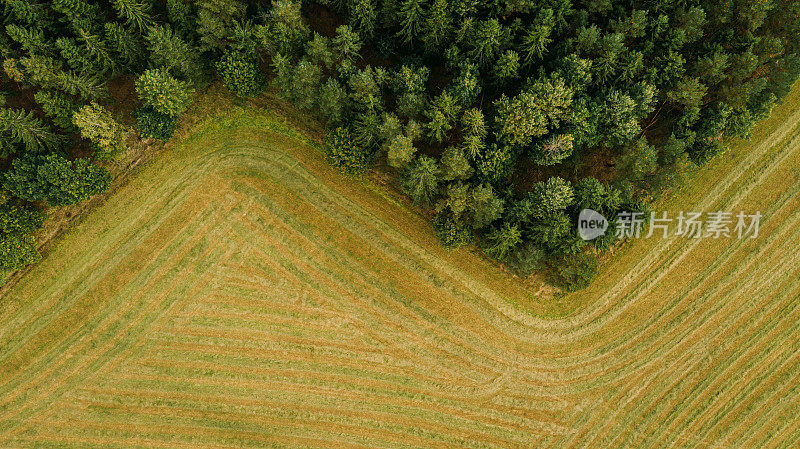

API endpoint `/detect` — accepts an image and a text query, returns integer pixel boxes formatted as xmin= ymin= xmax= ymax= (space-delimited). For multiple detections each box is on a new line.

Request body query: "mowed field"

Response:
xmin=1 ymin=83 xmax=800 ymax=448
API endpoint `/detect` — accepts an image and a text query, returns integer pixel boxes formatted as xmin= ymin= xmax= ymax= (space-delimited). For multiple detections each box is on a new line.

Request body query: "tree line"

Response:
xmin=2 ymin=0 xmax=798 ymax=290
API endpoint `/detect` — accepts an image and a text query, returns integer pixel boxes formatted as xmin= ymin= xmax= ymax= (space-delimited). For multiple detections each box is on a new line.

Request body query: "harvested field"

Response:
xmin=1 ymin=83 xmax=800 ymax=448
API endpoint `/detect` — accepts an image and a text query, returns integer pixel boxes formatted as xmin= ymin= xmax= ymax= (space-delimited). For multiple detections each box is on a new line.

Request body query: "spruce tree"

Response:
xmin=402 ymin=155 xmax=440 ymax=206
xmin=0 ymin=108 xmax=60 ymax=156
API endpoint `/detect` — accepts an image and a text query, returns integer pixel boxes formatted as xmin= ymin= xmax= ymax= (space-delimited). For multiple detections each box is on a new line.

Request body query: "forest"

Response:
xmin=1 ymin=0 xmax=799 ymax=291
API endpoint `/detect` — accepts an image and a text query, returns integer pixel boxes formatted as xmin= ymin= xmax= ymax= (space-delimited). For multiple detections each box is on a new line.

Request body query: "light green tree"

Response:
xmin=73 ymin=102 xmax=128 ymax=159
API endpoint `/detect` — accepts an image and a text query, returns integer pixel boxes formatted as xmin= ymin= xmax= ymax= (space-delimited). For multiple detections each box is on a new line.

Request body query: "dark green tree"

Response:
xmin=402 ymin=155 xmax=440 ymax=206
xmin=145 ymin=25 xmax=201 ymax=81
xmin=2 ymin=153 xmax=111 ymax=206
xmin=0 ymin=108 xmax=60 ymax=156
xmin=111 ymin=0 xmax=152 ymax=32
xmin=482 ymin=222 xmax=521 ymax=261
xmin=469 ymin=183 xmax=503 ymax=229
xmin=258 ymin=0 xmax=309 ymax=56
xmin=195 ymin=0 xmax=246 ymax=52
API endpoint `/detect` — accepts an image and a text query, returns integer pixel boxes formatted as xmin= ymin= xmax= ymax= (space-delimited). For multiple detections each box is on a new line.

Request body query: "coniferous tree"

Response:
xmin=135 ymin=68 xmax=195 ymax=117
xmin=111 ymin=0 xmax=153 ymax=32
xmin=349 ymin=0 xmax=377 ymax=40
xmin=396 ymin=0 xmax=425 ymax=45
xmin=258 ymin=0 xmax=309 ymax=56
xmin=5 ymin=25 xmax=50 ymax=55
xmin=317 ymin=78 xmax=348 ymax=125
xmin=402 ymin=155 xmax=439 ymax=206
xmin=469 ymin=183 xmax=503 ymax=229
xmin=439 ymin=146 xmax=473 ymax=181
xmin=145 ymin=25 xmax=201 ymax=81
xmin=387 ymin=134 xmax=415 ymax=168
xmin=0 ymin=108 xmax=60 ymax=156
xmin=421 ymin=0 xmax=451 ymax=54
xmin=34 ymin=90 xmax=77 ymax=130
xmin=482 ymin=222 xmax=521 ymax=261
xmin=194 ymin=0 xmax=246 ymax=51
xmin=332 ymin=25 xmax=362 ymax=63
xmin=104 ymin=22 xmax=145 ymax=73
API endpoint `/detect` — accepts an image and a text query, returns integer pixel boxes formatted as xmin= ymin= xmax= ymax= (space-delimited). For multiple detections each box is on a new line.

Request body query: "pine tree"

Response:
xmin=494 ymin=77 xmax=573 ymax=148
xmin=317 ymin=78 xmax=347 ymax=124
xmin=461 ymin=108 xmax=486 ymax=138
xmin=167 ymin=0 xmax=196 ymax=37
xmin=439 ymin=146 xmax=473 ymax=181
xmin=529 ymin=177 xmax=574 ymax=218
xmin=56 ymin=70 xmax=106 ymax=100
xmin=135 ymin=68 xmax=195 ymax=117
xmin=195 ymin=0 xmax=246 ymax=51
xmin=442 ymin=181 xmax=469 ymax=218
xmin=387 ymin=134 xmax=415 ymax=168
xmin=271 ymin=53 xmax=293 ymax=96
xmin=349 ymin=0 xmax=377 ymax=39
xmin=111 ymin=0 xmax=153 ymax=32
xmin=505 ymin=241 xmax=546 ymax=276
xmin=392 ymin=65 xmax=428 ymax=118
xmin=493 ymin=50 xmax=520 ymax=83
xmin=145 ymin=24 xmax=201 ymax=81
xmin=348 ymin=66 xmax=384 ymax=111
xmin=52 ymin=0 xmax=100 ymax=32
xmin=104 ymin=22 xmax=145 ymax=72
xmin=548 ymin=252 xmax=598 ymax=292
xmin=529 ymin=211 xmax=571 ymax=248
xmin=618 ymin=137 xmax=657 ymax=181
xmin=332 ymin=25 xmax=362 ymax=62
xmin=19 ymin=56 xmax=61 ymax=90
xmin=4 ymin=0 xmax=52 ymax=27
xmin=469 ymin=183 xmax=503 ymax=229
xmin=421 ymin=0 xmax=451 ymax=54
xmin=474 ymin=143 xmax=514 ymax=182
xmin=402 ymin=155 xmax=440 ymax=206
xmin=532 ymin=134 xmax=573 ymax=166
xmin=76 ymin=29 xmax=114 ymax=73
xmin=425 ymin=92 xmax=459 ymax=142
xmin=377 ymin=113 xmax=402 ymax=147
xmin=520 ymin=23 xmax=552 ymax=63
xmin=396 ymin=0 xmax=425 ymax=45
xmin=482 ymin=223 xmax=521 ymax=261
xmin=600 ymin=90 xmax=640 ymax=147
xmin=5 ymin=25 xmax=50 ymax=55
xmin=449 ymin=63 xmax=480 ymax=108
xmin=351 ymin=110 xmax=381 ymax=149
xmin=466 ymin=18 xmax=502 ymax=66
xmin=290 ymin=60 xmax=322 ymax=111
xmin=34 ymin=90 xmax=78 ymax=130
xmin=56 ymin=37 xmax=96 ymax=72
xmin=259 ymin=0 xmax=310 ymax=56
xmin=306 ymin=33 xmax=334 ymax=68
xmin=0 ymin=108 xmax=60 ymax=156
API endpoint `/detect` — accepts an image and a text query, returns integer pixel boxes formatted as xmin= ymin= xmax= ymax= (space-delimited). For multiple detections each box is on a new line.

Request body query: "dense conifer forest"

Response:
xmin=2 ymin=0 xmax=799 ymax=290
